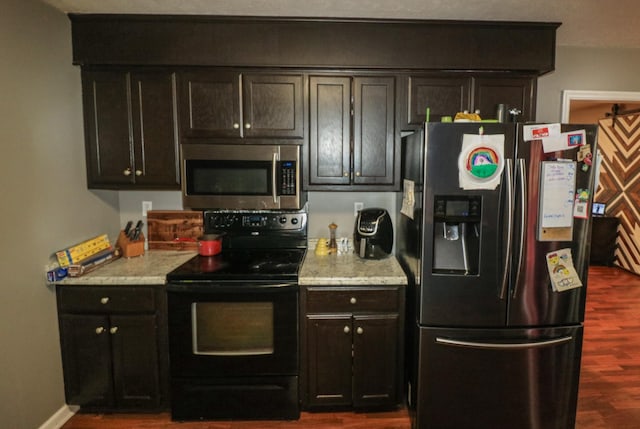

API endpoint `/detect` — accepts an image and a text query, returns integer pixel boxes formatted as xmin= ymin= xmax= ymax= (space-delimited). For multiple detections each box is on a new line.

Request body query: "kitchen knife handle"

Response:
xmin=499 ymin=159 xmax=514 ymax=300
xmin=511 ymin=158 xmax=527 ymax=299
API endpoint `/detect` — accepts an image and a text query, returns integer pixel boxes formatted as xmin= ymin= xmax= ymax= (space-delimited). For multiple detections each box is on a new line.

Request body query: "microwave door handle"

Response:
xmin=272 ymin=152 xmax=278 ymax=204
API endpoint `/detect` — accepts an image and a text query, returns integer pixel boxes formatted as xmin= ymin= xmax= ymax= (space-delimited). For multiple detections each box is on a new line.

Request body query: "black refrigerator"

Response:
xmin=396 ymin=122 xmax=598 ymax=429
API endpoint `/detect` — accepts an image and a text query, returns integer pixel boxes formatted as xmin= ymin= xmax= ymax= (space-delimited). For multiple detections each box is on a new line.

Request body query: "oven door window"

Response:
xmin=185 ymin=160 xmax=272 ymax=196
xmin=192 ymin=302 xmax=274 ymax=355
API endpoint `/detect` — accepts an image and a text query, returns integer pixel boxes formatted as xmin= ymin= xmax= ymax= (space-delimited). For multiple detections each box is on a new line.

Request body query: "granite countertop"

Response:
xmin=299 ymin=250 xmax=408 ymax=286
xmin=54 ymin=250 xmax=197 ymax=286
xmin=52 ymin=246 xmax=408 ymax=287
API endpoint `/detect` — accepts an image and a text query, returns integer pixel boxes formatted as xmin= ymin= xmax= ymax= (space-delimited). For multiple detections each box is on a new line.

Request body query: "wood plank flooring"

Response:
xmin=62 ymin=266 xmax=640 ymax=429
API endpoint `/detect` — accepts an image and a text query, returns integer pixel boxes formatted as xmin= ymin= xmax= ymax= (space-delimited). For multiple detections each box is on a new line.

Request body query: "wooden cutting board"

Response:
xmin=146 ymin=210 xmax=203 ymax=250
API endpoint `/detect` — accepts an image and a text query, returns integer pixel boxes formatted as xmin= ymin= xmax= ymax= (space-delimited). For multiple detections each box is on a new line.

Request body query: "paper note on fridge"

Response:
xmin=546 ymin=248 xmax=583 ymax=292
xmin=522 ymin=123 xmax=561 ymax=141
xmin=539 ymin=161 xmax=576 ymax=228
xmin=541 ymin=129 xmax=587 ymax=153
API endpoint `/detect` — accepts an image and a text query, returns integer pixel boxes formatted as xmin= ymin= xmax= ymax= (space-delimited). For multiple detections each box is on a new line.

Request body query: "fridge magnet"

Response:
xmin=546 ymin=248 xmax=583 ymax=292
xmin=458 ymin=133 xmax=505 ymax=190
xmin=577 ymin=144 xmax=593 ymax=171
xmin=573 ymin=188 xmax=590 ymax=219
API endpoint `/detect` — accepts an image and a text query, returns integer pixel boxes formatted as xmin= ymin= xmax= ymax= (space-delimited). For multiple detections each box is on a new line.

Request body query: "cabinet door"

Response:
xmin=309 ymin=76 xmax=351 ymax=185
xmin=306 ymin=314 xmax=353 ymax=407
xmin=243 ymin=74 xmax=304 ymax=139
xmin=59 ymin=314 xmax=114 ymax=407
xmin=130 ymin=71 xmax=180 ymax=188
xmin=110 ymin=315 xmax=161 ymax=409
xmin=353 ymin=76 xmax=395 ymax=185
xmin=352 ymin=314 xmax=399 ymax=408
xmin=473 ymin=76 xmax=536 ymax=122
xmin=178 ymin=70 xmax=241 ymax=138
xmin=406 ymin=75 xmax=471 ymax=126
xmin=82 ymin=70 xmax=134 ymax=187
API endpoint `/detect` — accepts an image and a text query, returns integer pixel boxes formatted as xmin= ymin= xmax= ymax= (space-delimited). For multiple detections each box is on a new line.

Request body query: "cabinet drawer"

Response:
xmin=57 ymin=286 xmax=156 ymax=313
xmin=305 ymin=287 xmax=399 ymax=313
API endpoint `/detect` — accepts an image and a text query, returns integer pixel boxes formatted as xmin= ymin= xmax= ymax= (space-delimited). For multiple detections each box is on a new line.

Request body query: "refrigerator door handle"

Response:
xmin=435 ymin=335 xmax=573 ymax=350
xmin=512 ymin=158 xmax=527 ymax=298
xmin=499 ymin=159 xmax=514 ymax=300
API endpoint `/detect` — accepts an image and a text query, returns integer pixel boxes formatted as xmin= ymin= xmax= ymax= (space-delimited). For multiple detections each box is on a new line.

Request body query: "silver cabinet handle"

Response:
xmin=356 ymin=327 xmax=364 ymax=335
xmin=100 ymin=297 xmax=109 ymax=304
xmin=350 ymin=297 xmax=357 ymax=304
xmin=123 ymin=168 xmax=132 ymax=176
xmin=355 ymin=172 xmax=361 ymax=177
xmin=245 ymin=123 xmax=251 ymax=129
xmin=343 ymin=172 xmax=349 ymax=177
xmin=135 ymin=169 xmax=142 ymax=176
xmin=95 ymin=327 xmax=105 ymax=335
xmin=109 ymin=327 xmax=118 ymax=335
xmin=435 ymin=336 xmax=573 ymax=350
xmin=343 ymin=326 xmax=350 ymax=334
xmin=233 ymin=123 xmax=240 ymax=129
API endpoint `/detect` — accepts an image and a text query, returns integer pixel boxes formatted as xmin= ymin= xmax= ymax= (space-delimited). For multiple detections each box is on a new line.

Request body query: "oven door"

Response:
xmin=181 ymin=144 xmax=304 ymax=210
xmin=167 ymin=282 xmax=298 ymax=377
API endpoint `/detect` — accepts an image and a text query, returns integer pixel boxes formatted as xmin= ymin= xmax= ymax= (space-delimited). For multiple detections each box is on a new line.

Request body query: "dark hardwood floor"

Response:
xmin=62 ymin=266 xmax=640 ymax=429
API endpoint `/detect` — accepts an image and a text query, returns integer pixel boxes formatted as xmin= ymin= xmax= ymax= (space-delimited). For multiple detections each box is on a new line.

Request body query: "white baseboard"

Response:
xmin=38 ymin=405 xmax=79 ymax=429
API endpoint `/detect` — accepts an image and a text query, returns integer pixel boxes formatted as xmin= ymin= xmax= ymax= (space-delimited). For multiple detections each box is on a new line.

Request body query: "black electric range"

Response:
xmin=165 ymin=209 xmax=307 ymax=421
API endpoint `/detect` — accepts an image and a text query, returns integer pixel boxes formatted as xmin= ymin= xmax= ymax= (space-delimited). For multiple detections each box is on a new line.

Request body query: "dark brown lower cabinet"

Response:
xmin=56 ymin=286 xmax=167 ymax=411
xmin=301 ymin=285 xmax=404 ymax=410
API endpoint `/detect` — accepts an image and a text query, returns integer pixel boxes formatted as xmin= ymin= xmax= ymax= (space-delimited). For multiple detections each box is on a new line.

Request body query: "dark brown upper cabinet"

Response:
xmin=178 ymin=71 xmax=305 ymax=142
xmin=401 ymin=73 xmax=536 ymax=130
xmin=82 ymin=69 xmax=179 ymax=189
xmin=405 ymin=75 xmax=471 ymax=126
xmin=307 ymin=75 xmax=397 ymax=190
xmin=472 ymin=76 xmax=536 ymax=123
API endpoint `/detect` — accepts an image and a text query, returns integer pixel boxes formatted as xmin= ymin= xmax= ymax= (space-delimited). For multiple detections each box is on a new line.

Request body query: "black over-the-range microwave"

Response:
xmin=180 ymin=144 xmax=306 ymax=210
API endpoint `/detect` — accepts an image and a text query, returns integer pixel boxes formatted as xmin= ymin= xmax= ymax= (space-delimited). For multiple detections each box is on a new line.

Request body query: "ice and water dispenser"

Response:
xmin=432 ymin=196 xmax=481 ymax=275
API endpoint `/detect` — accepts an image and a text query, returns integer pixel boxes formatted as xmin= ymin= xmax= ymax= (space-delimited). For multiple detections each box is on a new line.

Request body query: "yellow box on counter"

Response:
xmin=56 ymin=234 xmax=112 ymax=267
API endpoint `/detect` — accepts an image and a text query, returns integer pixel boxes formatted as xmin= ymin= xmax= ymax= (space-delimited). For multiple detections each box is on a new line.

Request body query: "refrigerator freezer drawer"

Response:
xmin=413 ymin=325 xmax=583 ymax=429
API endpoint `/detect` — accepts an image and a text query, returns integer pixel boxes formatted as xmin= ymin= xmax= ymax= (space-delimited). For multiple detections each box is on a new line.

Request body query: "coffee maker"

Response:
xmin=354 ymin=208 xmax=393 ymax=259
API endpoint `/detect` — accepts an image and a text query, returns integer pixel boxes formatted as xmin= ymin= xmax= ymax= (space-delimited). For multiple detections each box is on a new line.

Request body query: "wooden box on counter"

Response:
xmin=146 ymin=210 xmax=203 ymax=251
xmin=116 ymin=230 xmax=145 ymax=258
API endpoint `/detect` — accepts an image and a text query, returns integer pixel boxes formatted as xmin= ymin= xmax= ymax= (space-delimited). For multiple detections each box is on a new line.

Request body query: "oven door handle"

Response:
xmin=272 ymin=152 xmax=278 ymax=204
xmin=166 ymin=282 xmax=298 ymax=293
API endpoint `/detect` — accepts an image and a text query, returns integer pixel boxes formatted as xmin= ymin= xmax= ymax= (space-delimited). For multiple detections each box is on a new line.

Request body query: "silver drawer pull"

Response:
xmin=356 ymin=327 xmax=364 ymax=335
xmin=100 ymin=297 xmax=109 ymax=305
xmin=343 ymin=326 xmax=350 ymax=334
xmin=109 ymin=327 xmax=118 ymax=335
xmin=350 ymin=297 xmax=357 ymax=304
xmin=95 ymin=327 xmax=105 ymax=335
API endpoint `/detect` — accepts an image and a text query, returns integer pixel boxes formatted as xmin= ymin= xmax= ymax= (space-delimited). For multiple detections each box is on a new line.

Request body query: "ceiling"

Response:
xmin=41 ymin=0 xmax=640 ymax=49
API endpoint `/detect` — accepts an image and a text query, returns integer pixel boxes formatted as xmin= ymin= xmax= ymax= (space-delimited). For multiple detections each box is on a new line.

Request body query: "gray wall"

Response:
xmin=0 ymin=1 xmax=120 ymax=428
xmin=537 ymin=46 xmax=640 ymax=122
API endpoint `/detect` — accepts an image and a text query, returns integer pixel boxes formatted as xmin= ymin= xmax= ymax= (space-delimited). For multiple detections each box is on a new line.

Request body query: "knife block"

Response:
xmin=116 ymin=230 xmax=145 ymax=258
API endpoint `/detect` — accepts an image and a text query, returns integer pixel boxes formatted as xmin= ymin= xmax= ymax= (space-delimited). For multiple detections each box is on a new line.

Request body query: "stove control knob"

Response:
xmin=291 ymin=217 xmax=299 ymax=225
xmin=279 ymin=216 xmax=287 ymax=224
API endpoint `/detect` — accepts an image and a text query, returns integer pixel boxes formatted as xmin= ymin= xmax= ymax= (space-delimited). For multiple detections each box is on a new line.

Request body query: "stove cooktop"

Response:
xmin=166 ymin=248 xmax=306 ymax=282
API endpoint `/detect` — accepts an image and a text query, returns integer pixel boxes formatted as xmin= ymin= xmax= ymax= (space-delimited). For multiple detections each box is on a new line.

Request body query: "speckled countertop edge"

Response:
xmin=52 ymin=250 xmax=197 ymax=286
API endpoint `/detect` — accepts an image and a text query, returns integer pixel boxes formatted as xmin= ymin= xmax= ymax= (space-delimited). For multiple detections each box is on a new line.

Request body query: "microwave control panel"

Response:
xmin=278 ymin=161 xmax=297 ymax=196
